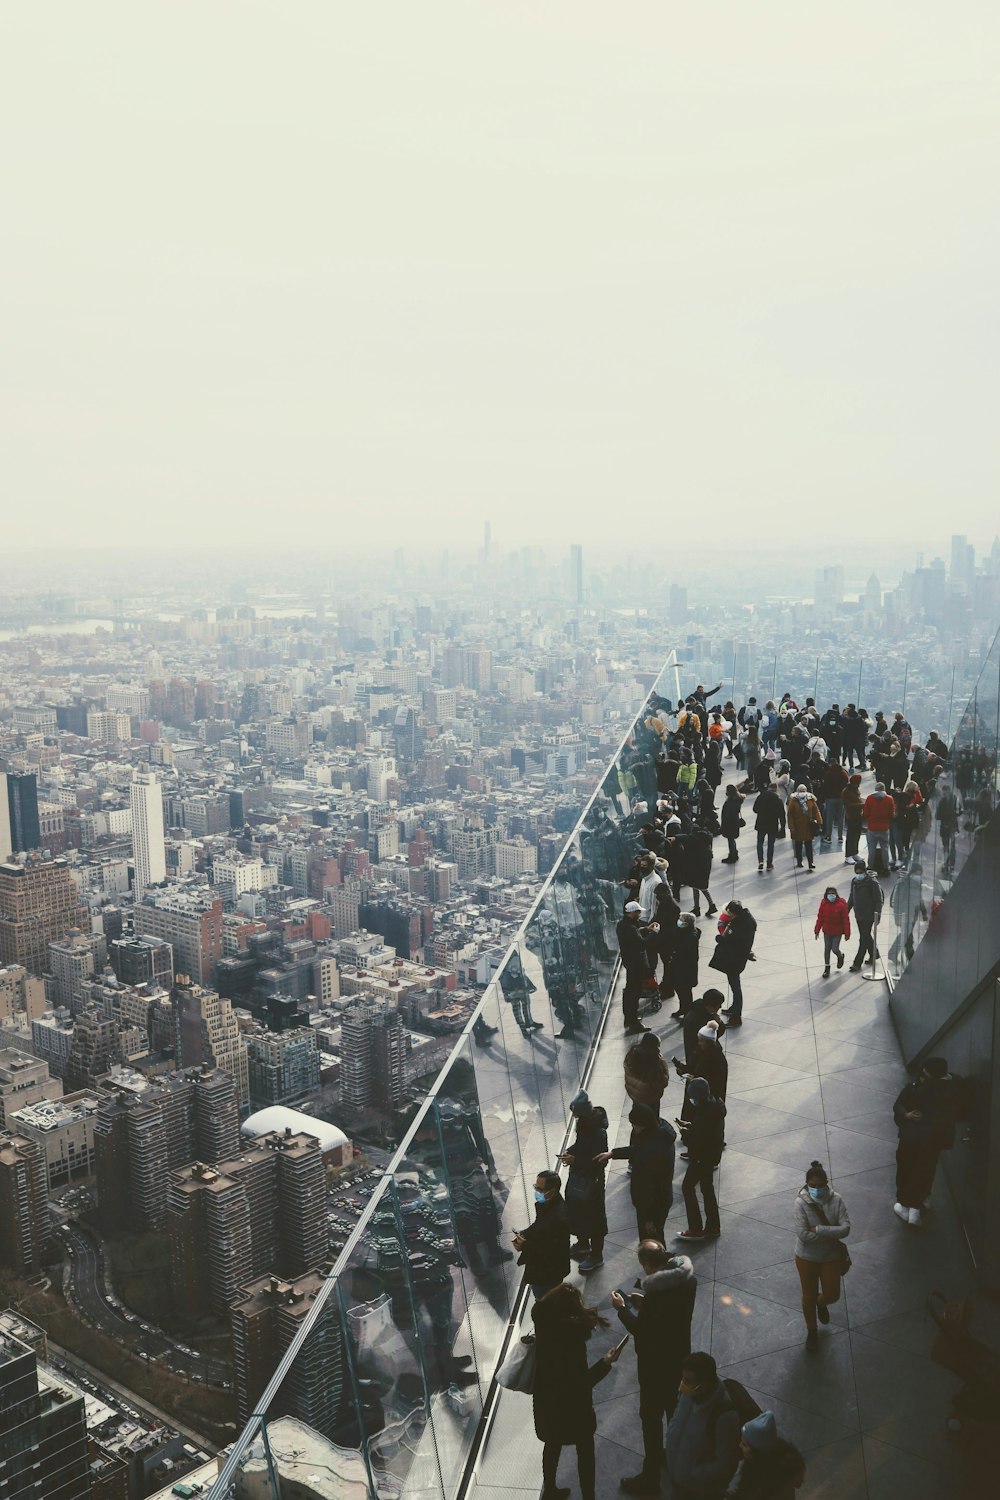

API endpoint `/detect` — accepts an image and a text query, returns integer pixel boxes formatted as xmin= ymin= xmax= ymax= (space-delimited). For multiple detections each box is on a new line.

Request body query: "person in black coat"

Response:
xmin=675 ymin=1025 xmax=728 ymax=1107
xmin=675 ymin=1078 xmax=726 ymax=1241
xmin=720 ymin=785 xmax=745 ymax=863
xmin=514 ymin=1169 xmax=570 ymax=1300
xmin=668 ymin=827 xmax=718 ymax=918
xmin=754 ymin=784 xmax=785 ymax=870
xmin=651 ymin=879 xmax=681 ymax=997
xmin=598 ymin=1103 xmax=677 ymax=1244
xmin=560 ymin=1090 xmax=609 ymax=1273
xmin=613 ymin=1243 xmax=698 ymax=1492
xmin=670 ymin=911 xmax=701 ymax=1018
xmin=709 ymin=900 xmax=757 ymax=1026
xmin=892 ymin=1056 xmax=963 ymax=1226
xmin=682 ymin=988 xmax=727 ymax=1066
xmin=531 ymin=1284 xmax=622 ymax=1500
xmin=616 ymin=902 xmax=656 ymax=1035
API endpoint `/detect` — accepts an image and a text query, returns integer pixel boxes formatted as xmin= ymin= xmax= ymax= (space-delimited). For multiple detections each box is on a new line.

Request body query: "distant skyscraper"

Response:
xmin=0 ymin=1331 xmax=90 ymax=1499
xmin=0 ymin=858 xmax=90 ymax=977
xmin=129 ymin=770 xmax=166 ymax=891
xmin=570 ymin=543 xmax=583 ymax=605
xmin=230 ymin=1270 xmax=342 ymax=1434
xmin=1 ymin=772 xmax=41 ymax=858
xmin=0 ymin=1134 xmax=49 ymax=1274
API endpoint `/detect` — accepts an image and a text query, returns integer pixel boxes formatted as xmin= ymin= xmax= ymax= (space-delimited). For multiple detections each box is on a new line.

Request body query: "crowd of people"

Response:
xmin=512 ymin=684 xmax=978 ymax=1500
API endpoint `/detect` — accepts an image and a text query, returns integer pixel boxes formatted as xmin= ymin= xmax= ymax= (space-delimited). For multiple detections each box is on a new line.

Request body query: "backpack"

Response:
xmin=707 ymin=1378 xmax=762 ymax=1447
xmin=743 ymin=707 xmax=760 ymax=728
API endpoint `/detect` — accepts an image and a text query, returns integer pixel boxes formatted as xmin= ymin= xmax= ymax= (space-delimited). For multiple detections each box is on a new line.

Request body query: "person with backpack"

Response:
xmin=664 ymin=1350 xmax=743 ymax=1500
xmin=613 ymin=1242 xmax=698 ymax=1495
xmin=786 ymin=784 xmax=823 ymax=870
xmin=846 ymin=858 xmax=884 ymax=970
xmin=675 ymin=1077 xmax=725 ymax=1242
xmin=598 ymin=1103 xmax=677 ymax=1246
xmin=725 ymin=1411 xmax=806 ymax=1500
xmin=892 ymin=1056 xmax=964 ymax=1227
xmin=794 ymin=1160 xmax=850 ymax=1351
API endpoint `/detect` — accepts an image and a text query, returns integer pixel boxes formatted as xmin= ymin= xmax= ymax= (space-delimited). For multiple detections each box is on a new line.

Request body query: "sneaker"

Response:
xmin=578 ymin=1254 xmax=604 ymax=1272
xmin=822 ymin=966 xmax=830 ymax=977
xmin=675 ymin=1229 xmax=705 ymax=1241
xmin=837 ymin=952 xmax=845 ymax=969
xmin=758 ymin=861 xmax=764 ymax=871
xmin=893 ymin=1202 xmax=909 ymax=1223
xmin=808 ymin=863 xmax=816 ymax=870
xmin=766 ymin=862 xmax=774 ymax=869
xmin=908 ymin=1207 xmax=922 ymax=1227
xmin=795 ymin=861 xmax=803 ymax=869
xmin=805 ymin=1329 xmax=819 ymax=1351
xmin=816 ymin=1301 xmax=830 ymax=1325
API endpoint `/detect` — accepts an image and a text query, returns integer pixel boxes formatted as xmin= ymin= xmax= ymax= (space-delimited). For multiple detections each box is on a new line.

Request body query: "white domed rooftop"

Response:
xmin=241 ymin=1105 xmax=349 ymax=1153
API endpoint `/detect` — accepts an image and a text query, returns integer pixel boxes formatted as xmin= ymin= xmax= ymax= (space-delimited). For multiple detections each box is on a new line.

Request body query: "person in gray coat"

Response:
xmin=793 ymin=1160 xmax=850 ymax=1351
xmin=846 ymin=859 xmax=884 ymax=970
xmin=665 ymin=1350 xmax=741 ymax=1500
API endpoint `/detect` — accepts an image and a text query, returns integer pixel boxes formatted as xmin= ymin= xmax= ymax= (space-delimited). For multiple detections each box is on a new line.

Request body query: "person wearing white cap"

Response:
xmin=724 ymin=1410 xmax=805 ymax=1499
xmin=616 ymin=900 xmax=656 ymax=1036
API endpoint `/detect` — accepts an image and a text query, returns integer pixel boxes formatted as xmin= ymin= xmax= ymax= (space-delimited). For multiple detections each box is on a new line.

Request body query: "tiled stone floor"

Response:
xmin=472 ymin=767 xmax=993 ymax=1500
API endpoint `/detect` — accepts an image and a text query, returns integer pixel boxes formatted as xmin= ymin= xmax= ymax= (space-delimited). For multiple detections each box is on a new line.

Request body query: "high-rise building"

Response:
xmin=134 ymin=889 xmax=223 ymax=985
xmin=129 ymin=770 xmax=166 ymax=891
xmin=246 ymin=1028 xmax=321 ymax=1110
xmin=341 ymin=1000 xmax=407 ymax=1109
xmin=0 ymin=965 xmax=45 ymax=1026
xmin=1 ymin=772 xmax=41 ymax=859
xmin=0 ymin=1134 xmax=49 ymax=1274
xmin=0 ymin=1050 xmax=61 ymax=1130
xmin=65 ymin=1010 xmax=120 ymax=1091
xmin=173 ymin=977 xmax=249 ymax=1104
xmin=192 ymin=1064 xmax=241 ymax=1165
xmin=108 ymin=934 xmax=174 ymax=989
xmin=46 ymin=930 xmax=106 ymax=1013
xmin=167 ymin=1161 xmax=253 ymax=1319
xmin=230 ymin=1270 xmax=342 ymax=1434
xmin=0 ymin=1331 xmax=90 ymax=1499
xmin=0 ymin=858 xmax=90 ymax=977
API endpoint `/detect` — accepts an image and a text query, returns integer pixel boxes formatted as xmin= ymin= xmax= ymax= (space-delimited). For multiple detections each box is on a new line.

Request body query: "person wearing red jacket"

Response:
xmin=862 ymin=783 xmax=896 ymax=871
xmin=814 ymin=888 xmax=851 ymax=976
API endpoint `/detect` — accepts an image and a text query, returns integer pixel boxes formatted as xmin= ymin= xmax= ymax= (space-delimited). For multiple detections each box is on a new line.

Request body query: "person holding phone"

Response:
xmin=612 ymin=1240 xmax=698 ymax=1494
xmin=531 ymin=1284 xmax=624 ymax=1500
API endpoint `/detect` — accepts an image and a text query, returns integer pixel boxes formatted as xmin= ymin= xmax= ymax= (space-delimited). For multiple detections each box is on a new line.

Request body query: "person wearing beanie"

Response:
xmin=559 ymin=1091 xmax=610 ymax=1273
xmin=612 ymin=1241 xmax=698 ymax=1493
xmin=624 ymin=1031 xmax=670 ymax=1110
xmin=683 ymin=989 xmax=728 ymax=1067
xmin=675 ymin=1079 xmax=726 ymax=1241
xmin=725 ymin=1411 xmax=806 ymax=1500
xmin=842 ymin=772 xmax=865 ymax=861
xmin=794 ymin=1161 xmax=850 ymax=1350
xmin=674 ymin=1023 xmax=728 ymax=1118
xmin=596 ymin=1104 xmax=676 ymax=1246
xmin=616 ymin=900 xmax=656 ymax=1036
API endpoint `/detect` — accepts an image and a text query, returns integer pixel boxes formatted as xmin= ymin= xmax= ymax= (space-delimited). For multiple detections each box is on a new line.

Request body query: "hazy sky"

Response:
xmin=3 ymin=3 xmax=998 ymax=554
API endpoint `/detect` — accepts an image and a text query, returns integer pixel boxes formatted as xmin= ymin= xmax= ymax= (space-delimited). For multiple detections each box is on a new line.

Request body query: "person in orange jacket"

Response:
xmin=813 ymin=887 xmax=851 ymax=976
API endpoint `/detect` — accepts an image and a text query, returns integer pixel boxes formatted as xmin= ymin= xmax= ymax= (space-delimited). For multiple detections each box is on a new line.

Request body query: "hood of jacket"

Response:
xmin=642 ymin=1255 xmax=695 ymax=1294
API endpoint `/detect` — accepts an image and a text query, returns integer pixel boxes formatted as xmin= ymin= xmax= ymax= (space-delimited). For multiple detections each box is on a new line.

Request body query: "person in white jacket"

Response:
xmin=793 ymin=1161 xmax=850 ymax=1351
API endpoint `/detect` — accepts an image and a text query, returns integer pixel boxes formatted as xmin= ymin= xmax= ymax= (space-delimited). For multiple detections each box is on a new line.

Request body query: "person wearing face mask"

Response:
xmin=670 ymin=909 xmax=702 ymax=1019
xmin=724 ymin=1411 xmax=805 ymax=1500
xmin=846 ymin=858 xmax=884 ymax=970
xmin=665 ymin=1350 xmax=742 ymax=1500
xmin=513 ymin=1169 xmax=570 ymax=1302
xmin=794 ymin=1161 xmax=850 ymax=1350
xmin=813 ymin=887 xmax=851 ymax=977
xmin=786 ymin=784 xmax=823 ymax=870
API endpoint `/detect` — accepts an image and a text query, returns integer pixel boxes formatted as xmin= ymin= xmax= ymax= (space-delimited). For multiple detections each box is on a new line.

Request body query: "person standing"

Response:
xmin=514 ymin=1169 xmax=570 ymax=1301
xmin=720 ymin=784 xmax=745 ymax=863
xmin=675 ymin=1023 xmax=728 ymax=1105
xmin=753 ymin=781 xmax=785 ymax=871
xmin=787 ymin=785 xmax=822 ymax=870
xmin=670 ymin=910 xmax=702 ymax=1018
xmin=892 ymin=1056 xmax=961 ymax=1227
xmin=862 ymin=782 xmax=896 ymax=873
xmin=675 ymin=1077 xmax=725 ymax=1242
xmin=725 ymin=1412 xmax=806 ymax=1500
xmin=794 ymin=1161 xmax=850 ymax=1351
xmin=821 ymin=758 xmax=849 ymax=846
xmin=842 ymin=773 xmax=864 ymax=863
xmin=598 ymin=1103 xmax=677 ymax=1245
xmin=683 ymin=988 xmax=727 ymax=1065
xmin=846 ymin=859 xmax=884 ymax=970
xmin=813 ymin=887 xmax=851 ymax=977
xmin=710 ymin=900 xmax=757 ymax=1027
xmin=624 ymin=1032 xmax=670 ymax=1112
xmin=613 ymin=1242 xmax=698 ymax=1495
xmin=616 ymin=901 xmax=655 ymax=1036
xmin=531 ymin=1284 xmax=623 ymax=1500
xmin=841 ymin=705 xmax=867 ymax=770
xmin=651 ymin=877 xmax=681 ymax=995
xmin=560 ymin=1092 xmax=609 ymax=1273
xmin=664 ymin=1351 xmax=742 ymax=1500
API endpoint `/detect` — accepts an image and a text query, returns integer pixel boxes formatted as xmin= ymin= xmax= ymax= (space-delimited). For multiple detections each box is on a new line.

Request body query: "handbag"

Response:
xmin=812 ymin=1200 xmax=851 ymax=1274
xmin=497 ymin=1334 xmax=536 ymax=1394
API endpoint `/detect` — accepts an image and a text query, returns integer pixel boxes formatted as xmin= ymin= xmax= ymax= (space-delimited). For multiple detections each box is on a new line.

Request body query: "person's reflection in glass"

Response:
xmin=498 ymin=947 xmax=543 ymax=1037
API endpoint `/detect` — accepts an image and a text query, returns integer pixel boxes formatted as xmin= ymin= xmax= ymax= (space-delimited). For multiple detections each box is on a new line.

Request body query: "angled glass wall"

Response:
xmin=207 ymin=664 xmax=675 ymax=1500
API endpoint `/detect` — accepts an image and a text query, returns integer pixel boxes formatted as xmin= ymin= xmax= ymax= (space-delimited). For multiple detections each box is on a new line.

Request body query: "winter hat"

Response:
xmin=569 ymin=1089 xmax=592 ymax=1116
xmin=697 ymin=1024 xmax=718 ymax=1041
xmin=625 ymin=901 xmax=642 ymax=913
xmin=686 ymin=1077 xmax=710 ymax=1103
xmin=629 ymin=1103 xmax=658 ymax=1129
xmin=849 ymin=773 xmax=862 ymax=784
xmin=638 ymin=1032 xmax=661 ymax=1051
xmin=742 ymin=1411 xmax=778 ymax=1451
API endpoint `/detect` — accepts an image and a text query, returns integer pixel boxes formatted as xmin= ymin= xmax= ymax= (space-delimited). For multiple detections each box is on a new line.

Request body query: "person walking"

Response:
xmin=531 ymin=1283 xmax=623 ymax=1500
xmin=724 ymin=1412 xmax=806 ymax=1500
xmin=842 ymin=773 xmax=864 ymax=862
xmin=786 ymin=785 xmax=822 ymax=870
xmin=813 ymin=886 xmax=851 ymax=976
xmin=598 ymin=1103 xmax=677 ymax=1245
xmin=892 ymin=1056 xmax=962 ymax=1227
xmin=560 ymin=1091 xmax=609 ymax=1273
xmin=514 ymin=1169 xmax=570 ymax=1301
xmin=720 ymin=784 xmax=745 ymax=863
xmin=846 ymin=859 xmax=884 ymax=970
xmin=710 ymin=900 xmax=757 ymax=1027
xmin=613 ymin=1242 xmax=698 ymax=1495
xmin=616 ymin=901 xmax=656 ymax=1036
xmin=753 ymin=781 xmax=785 ymax=871
xmin=794 ymin=1160 xmax=850 ymax=1350
xmin=675 ymin=1077 xmax=725 ymax=1241
xmin=624 ymin=1032 xmax=670 ymax=1112
xmin=664 ymin=1351 xmax=742 ymax=1500
xmin=670 ymin=910 xmax=702 ymax=1019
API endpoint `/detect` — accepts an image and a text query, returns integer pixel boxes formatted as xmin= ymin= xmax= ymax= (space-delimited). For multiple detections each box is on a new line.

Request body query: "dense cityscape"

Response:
xmin=0 ymin=533 xmax=997 ymax=1498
